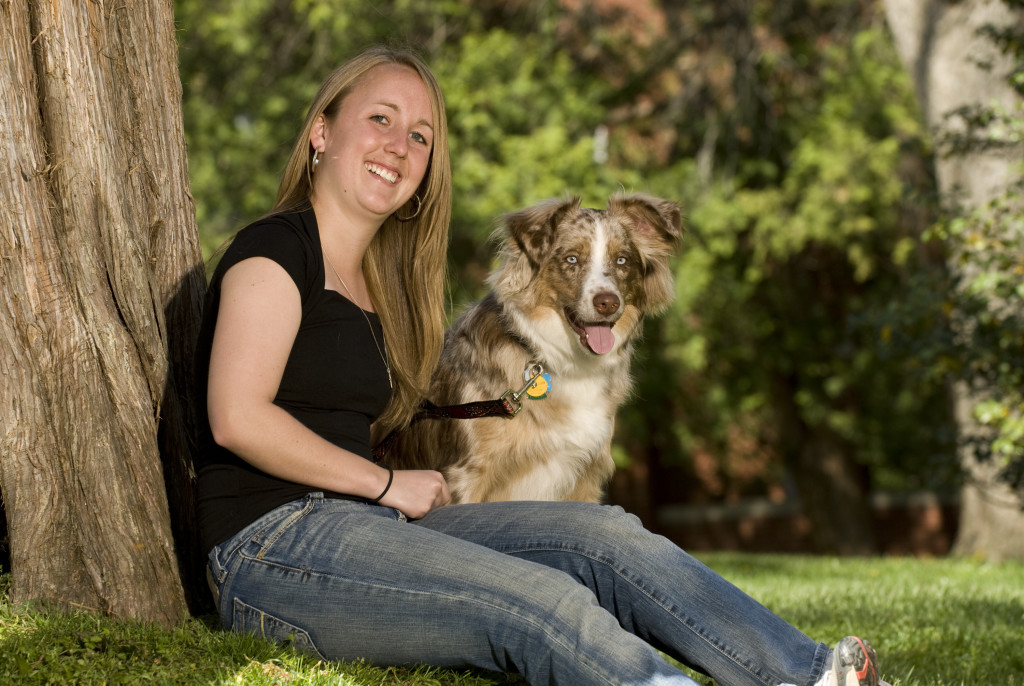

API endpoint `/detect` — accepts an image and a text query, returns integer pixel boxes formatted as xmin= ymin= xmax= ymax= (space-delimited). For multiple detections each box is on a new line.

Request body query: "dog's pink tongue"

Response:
xmin=585 ymin=325 xmax=615 ymax=354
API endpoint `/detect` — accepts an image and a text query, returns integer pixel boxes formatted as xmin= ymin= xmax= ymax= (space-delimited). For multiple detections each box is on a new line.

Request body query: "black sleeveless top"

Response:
xmin=195 ymin=207 xmax=391 ymax=554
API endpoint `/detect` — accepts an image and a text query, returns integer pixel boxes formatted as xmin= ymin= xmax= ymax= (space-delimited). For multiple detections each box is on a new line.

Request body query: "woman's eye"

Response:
xmin=411 ymin=132 xmax=429 ymax=145
xmin=370 ymin=114 xmax=388 ymax=124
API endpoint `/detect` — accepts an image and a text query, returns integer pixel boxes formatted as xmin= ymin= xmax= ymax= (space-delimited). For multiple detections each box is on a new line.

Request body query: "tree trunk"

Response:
xmin=883 ymin=0 xmax=1024 ymax=560
xmin=0 ymin=0 xmax=204 ymax=624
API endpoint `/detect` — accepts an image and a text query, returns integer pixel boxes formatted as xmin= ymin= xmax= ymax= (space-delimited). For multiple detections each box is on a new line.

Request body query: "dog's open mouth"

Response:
xmin=565 ymin=309 xmax=615 ymax=355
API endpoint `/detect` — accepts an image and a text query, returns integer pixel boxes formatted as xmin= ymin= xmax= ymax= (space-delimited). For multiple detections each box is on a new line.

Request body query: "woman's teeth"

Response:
xmin=365 ymin=163 xmax=397 ymax=184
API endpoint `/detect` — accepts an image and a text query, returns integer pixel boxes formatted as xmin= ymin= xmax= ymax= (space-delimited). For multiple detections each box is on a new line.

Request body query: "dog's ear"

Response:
xmin=609 ymin=193 xmax=684 ymax=247
xmin=504 ymin=195 xmax=581 ymax=267
xmin=489 ymin=196 xmax=581 ymax=294
xmin=609 ymin=193 xmax=684 ymax=313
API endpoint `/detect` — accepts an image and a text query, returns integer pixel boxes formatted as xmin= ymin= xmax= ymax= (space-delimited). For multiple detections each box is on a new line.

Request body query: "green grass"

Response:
xmin=686 ymin=553 xmax=1024 ymax=685
xmin=1 ymin=554 xmax=1021 ymax=685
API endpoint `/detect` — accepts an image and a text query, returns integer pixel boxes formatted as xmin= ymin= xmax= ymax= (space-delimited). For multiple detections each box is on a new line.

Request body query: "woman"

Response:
xmin=196 ymin=46 xmax=885 ymax=686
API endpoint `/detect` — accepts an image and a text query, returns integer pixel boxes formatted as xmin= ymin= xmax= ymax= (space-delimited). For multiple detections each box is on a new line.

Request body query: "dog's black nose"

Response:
xmin=593 ymin=292 xmax=620 ymax=315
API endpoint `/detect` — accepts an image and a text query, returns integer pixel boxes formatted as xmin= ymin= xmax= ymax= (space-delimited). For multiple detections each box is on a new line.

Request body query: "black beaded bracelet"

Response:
xmin=371 ymin=466 xmax=394 ymax=505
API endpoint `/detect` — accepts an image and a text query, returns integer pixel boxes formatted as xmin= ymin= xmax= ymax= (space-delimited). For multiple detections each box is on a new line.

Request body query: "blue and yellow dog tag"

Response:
xmin=527 ymin=373 xmax=551 ymax=398
xmin=523 ymin=368 xmax=552 ymax=399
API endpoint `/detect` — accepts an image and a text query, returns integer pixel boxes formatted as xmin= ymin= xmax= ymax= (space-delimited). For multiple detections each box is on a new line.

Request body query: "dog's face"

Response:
xmin=490 ymin=193 xmax=683 ymax=358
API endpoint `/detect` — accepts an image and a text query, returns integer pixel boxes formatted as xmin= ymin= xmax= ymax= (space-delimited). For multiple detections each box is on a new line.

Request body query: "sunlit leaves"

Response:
xmin=649 ymin=23 xmax=952 ymax=492
xmin=940 ymin=182 xmax=1024 ymax=479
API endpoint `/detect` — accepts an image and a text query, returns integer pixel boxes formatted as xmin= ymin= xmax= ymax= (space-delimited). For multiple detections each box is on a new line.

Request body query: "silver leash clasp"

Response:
xmin=499 ymin=364 xmax=544 ymax=417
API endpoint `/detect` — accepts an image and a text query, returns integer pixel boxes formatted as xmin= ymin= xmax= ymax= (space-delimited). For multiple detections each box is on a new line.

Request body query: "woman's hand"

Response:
xmin=379 ymin=469 xmax=451 ymax=519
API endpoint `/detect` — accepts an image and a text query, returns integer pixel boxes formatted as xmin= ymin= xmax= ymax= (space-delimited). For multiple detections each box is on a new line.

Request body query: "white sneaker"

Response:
xmin=815 ymin=636 xmax=880 ymax=686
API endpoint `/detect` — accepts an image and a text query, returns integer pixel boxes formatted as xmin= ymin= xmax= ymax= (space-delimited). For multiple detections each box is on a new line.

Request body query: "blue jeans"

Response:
xmin=206 ymin=494 xmax=830 ymax=685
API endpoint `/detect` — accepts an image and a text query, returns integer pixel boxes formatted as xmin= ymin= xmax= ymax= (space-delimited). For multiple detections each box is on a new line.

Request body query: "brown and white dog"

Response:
xmin=384 ymin=193 xmax=683 ymax=503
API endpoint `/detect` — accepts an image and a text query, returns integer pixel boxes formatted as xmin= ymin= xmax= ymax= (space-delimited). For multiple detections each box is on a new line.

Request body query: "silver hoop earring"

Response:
xmin=311 ymin=149 xmax=320 ymax=171
xmin=396 ymin=193 xmax=422 ymax=222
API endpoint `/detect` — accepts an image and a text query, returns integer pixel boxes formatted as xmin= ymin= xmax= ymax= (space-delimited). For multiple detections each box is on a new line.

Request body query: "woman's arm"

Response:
xmin=207 ymin=256 xmax=449 ymax=517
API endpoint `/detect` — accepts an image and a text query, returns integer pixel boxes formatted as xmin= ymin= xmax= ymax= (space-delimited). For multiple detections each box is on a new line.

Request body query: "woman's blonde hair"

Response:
xmin=274 ymin=46 xmax=451 ymax=436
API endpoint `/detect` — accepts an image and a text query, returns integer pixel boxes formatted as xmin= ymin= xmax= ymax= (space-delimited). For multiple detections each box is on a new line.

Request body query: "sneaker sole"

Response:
xmin=834 ymin=636 xmax=879 ymax=686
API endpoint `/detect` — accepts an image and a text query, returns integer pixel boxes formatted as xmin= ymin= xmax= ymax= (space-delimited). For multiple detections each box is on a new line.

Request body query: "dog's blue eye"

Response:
xmin=616 ymin=257 xmax=627 ymax=265
xmin=566 ymin=256 xmax=578 ymax=265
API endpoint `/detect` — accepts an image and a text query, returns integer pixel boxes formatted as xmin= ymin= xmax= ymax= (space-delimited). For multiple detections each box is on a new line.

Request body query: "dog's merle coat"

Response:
xmin=385 ymin=193 xmax=683 ymax=503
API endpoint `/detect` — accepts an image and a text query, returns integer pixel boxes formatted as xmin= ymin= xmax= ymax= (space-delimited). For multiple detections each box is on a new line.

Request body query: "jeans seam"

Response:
xmin=232 ymin=554 xmax=620 ymax=685
xmin=507 ymin=543 xmax=770 ymax=685
xmin=807 ymin=644 xmax=830 ymax=686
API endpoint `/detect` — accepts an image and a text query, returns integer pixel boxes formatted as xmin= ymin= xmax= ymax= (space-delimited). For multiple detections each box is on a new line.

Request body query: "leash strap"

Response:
xmin=371 ymin=365 xmax=545 ymax=463
xmin=416 ymin=397 xmax=520 ymax=420
xmin=370 ymin=397 xmax=518 ymax=463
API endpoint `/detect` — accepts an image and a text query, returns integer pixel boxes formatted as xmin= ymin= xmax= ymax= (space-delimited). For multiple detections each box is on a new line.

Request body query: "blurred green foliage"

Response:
xmin=928 ymin=181 xmax=1024 ymax=493
xmin=645 ymin=25 xmax=957 ymax=500
xmin=175 ymin=0 xmax=983 ymax=519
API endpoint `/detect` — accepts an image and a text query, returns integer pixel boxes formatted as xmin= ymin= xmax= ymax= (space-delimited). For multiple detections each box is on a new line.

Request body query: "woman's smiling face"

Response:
xmin=311 ymin=64 xmax=434 ymax=222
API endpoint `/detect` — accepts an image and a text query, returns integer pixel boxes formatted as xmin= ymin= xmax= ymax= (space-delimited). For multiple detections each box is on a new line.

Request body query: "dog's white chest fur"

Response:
xmin=458 ymin=371 xmax=619 ymax=502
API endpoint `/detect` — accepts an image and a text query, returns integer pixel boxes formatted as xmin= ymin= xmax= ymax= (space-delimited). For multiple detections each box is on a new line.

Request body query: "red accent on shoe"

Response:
xmin=851 ymin=637 xmax=878 ymax=684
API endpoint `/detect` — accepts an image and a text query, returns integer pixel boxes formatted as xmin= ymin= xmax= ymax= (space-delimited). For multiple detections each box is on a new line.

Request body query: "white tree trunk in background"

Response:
xmin=885 ymin=0 xmax=1024 ymax=560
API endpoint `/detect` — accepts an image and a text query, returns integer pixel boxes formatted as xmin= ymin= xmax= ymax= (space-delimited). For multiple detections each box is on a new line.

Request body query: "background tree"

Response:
xmin=884 ymin=0 xmax=1024 ymax=560
xmin=0 ymin=0 xmax=203 ymax=623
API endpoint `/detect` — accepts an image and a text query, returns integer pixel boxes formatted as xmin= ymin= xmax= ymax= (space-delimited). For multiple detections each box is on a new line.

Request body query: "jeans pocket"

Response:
xmin=233 ymin=597 xmax=327 ymax=662
xmin=253 ymin=498 xmax=316 ymax=560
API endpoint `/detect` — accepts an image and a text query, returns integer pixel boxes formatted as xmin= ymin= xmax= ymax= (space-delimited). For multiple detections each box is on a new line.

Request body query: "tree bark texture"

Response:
xmin=884 ymin=0 xmax=1024 ymax=560
xmin=0 ymin=0 xmax=205 ymax=624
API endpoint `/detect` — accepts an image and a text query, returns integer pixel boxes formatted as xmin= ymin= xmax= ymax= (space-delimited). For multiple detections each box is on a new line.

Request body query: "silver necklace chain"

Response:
xmin=322 ymin=248 xmax=393 ymax=389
